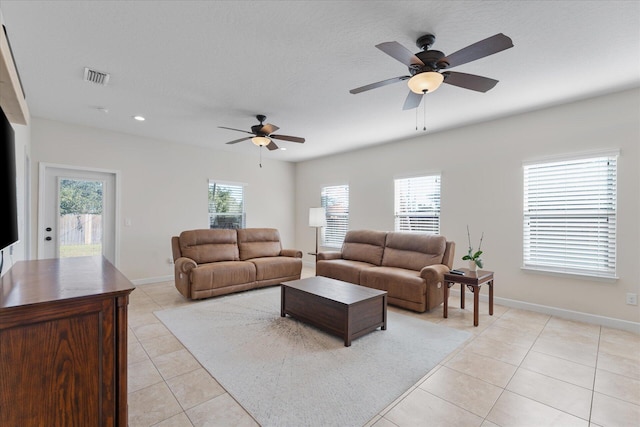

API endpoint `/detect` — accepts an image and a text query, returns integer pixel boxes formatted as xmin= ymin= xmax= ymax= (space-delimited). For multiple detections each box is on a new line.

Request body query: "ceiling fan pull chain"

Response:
xmin=423 ymin=92 xmax=427 ymax=131
xmin=415 ymin=106 xmax=418 ymax=131
xmin=259 ymin=146 xmax=263 ymax=168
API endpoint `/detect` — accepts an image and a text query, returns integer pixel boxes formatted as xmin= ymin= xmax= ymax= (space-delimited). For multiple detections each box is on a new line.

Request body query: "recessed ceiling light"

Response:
xmin=133 ymin=115 xmax=145 ymax=121
xmin=280 ymin=147 xmax=287 ymax=151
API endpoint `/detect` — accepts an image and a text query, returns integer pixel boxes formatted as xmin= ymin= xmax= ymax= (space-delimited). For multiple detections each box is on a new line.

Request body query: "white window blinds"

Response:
xmin=321 ymin=185 xmax=349 ymax=248
xmin=523 ymin=154 xmax=617 ymax=278
xmin=208 ymin=181 xmax=246 ymax=229
xmin=395 ymin=175 xmax=441 ymax=234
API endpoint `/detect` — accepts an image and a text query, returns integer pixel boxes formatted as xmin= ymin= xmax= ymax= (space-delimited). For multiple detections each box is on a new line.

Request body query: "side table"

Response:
xmin=443 ymin=269 xmax=494 ymax=326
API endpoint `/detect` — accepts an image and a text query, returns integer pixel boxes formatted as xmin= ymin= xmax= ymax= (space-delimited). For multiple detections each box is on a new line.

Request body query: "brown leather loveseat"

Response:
xmin=316 ymin=230 xmax=455 ymax=312
xmin=171 ymin=228 xmax=302 ymax=299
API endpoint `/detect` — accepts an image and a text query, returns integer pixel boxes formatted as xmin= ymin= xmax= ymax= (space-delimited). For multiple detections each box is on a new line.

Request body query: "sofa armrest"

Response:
xmin=175 ymin=256 xmax=197 ymax=274
xmin=317 ymin=251 xmax=342 ymax=261
xmin=174 ymin=257 xmax=197 ymax=298
xmin=419 ymin=264 xmax=450 ymax=285
xmin=280 ymin=248 xmax=303 ymax=258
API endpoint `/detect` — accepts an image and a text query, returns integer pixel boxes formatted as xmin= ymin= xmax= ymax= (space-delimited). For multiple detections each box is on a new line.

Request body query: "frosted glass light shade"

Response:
xmin=407 ymin=72 xmax=444 ymax=94
xmin=252 ymin=136 xmax=271 ymax=146
xmin=308 ymin=207 xmax=327 ymax=227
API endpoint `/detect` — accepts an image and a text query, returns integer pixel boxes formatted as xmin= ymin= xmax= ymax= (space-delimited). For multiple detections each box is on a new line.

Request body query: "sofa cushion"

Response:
xmin=237 ymin=228 xmax=283 ymax=260
xmin=179 ymin=229 xmax=239 ymax=264
xmin=190 ymin=261 xmax=256 ymax=291
xmin=381 ymin=232 xmax=446 ymax=271
xmin=250 ymin=257 xmax=302 ymax=281
xmin=341 ymin=230 xmax=387 ymax=266
xmin=360 ymin=266 xmax=426 ymax=304
xmin=316 ymin=259 xmax=376 ymax=285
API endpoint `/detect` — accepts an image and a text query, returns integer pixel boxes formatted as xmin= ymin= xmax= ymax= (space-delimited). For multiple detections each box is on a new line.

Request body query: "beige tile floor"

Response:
xmin=128 ymin=266 xmax=640 ymax=426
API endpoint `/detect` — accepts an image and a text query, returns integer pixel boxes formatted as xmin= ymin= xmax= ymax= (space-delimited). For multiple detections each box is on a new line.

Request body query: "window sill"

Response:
xmin=521 ymin=266 xmax=618 ymax=282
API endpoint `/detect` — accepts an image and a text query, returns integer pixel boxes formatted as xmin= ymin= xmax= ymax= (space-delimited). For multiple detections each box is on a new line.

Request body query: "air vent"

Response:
xmin=83 ymin=67 xmax=110 ymax=86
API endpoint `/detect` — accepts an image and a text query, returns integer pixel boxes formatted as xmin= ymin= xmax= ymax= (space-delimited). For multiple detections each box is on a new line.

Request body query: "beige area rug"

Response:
xmin=155 ymin=286 xmax=471 ymax=427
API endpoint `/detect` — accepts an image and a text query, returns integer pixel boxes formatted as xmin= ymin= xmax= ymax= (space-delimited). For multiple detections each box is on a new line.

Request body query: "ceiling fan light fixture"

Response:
xmin=251 ymin=136 xmax=271 ymax=146
xmin=407 ymin=71 xmax=444 ymax=94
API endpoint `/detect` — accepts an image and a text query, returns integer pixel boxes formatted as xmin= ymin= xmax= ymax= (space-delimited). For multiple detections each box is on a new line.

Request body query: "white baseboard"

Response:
xmin=131 ymin=274 xmax=173 ymax=286
xmin=448 ymin=289 xmax=640 ymax=334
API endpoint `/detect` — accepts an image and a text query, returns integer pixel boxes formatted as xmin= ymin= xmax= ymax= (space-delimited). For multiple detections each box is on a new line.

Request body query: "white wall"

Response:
xmin=295 ymin=88 xmax=640 ymax=324
xmin=30 ymin=118 xmax=297 ymax=282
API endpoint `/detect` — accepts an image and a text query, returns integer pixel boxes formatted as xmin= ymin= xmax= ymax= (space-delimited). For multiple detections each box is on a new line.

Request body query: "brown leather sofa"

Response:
xmin=316 ymin=230 xmax=455 ymax=312
xmin=171 ymin=228 xmax=302 ymax=299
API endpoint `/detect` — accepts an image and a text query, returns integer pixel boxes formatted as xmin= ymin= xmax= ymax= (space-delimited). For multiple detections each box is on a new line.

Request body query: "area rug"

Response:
xmin=155 ymin=287 xmax=471 ymax=427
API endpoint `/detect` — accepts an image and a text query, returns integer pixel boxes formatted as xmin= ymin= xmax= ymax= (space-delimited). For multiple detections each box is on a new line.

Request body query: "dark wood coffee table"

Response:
xmin=281 ymin=276 xmax=387 ymax=346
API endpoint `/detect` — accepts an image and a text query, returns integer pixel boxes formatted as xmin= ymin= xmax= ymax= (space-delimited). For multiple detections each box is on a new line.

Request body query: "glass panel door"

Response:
xmin=58 ymin=178 xmax=104 ymax=258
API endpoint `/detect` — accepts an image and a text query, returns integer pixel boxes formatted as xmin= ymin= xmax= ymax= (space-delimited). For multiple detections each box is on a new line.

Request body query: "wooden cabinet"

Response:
xmin=0 ymin=257 xmax=135 ymax=426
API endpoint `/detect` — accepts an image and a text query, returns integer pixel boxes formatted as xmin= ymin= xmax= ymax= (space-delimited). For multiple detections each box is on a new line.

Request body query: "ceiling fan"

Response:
xmin=219 ymin=114 xmax=305 ymax=151
xmin=350 ymin=33 xmax=514 ymax=110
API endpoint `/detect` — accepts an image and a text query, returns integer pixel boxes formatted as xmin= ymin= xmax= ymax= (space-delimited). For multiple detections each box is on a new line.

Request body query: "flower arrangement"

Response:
xmin=462 ymin=225 xmax=484 ymax=268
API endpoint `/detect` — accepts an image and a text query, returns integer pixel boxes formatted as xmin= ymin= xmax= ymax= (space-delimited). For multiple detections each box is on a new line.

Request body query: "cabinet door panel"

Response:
xmin=1 ymin=312 xmax=102 ymax=426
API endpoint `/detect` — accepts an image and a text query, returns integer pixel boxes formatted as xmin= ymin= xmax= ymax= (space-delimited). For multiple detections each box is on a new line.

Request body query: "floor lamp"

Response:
xmin=308 ymin=207 xmax=326 ymax=256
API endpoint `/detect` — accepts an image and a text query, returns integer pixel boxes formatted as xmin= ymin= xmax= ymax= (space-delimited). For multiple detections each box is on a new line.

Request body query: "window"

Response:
xmin=395 ymin=175 xmax=441 ymax=234
xmin=321 ymin=185 xmax=349 ymax=248
xmin=523 ymin=153 xmax=617 ymax=278
xmin=208 ymin=181 xmax=245 ymax=229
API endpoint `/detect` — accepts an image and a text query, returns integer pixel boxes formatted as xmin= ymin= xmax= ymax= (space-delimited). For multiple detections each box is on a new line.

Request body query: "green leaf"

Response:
xmin=462 ymin=255 xmax=471 ymax=260
xmin=477 ymin=259 xmax=484 ymax=268
xmin=473 ymin=250 xmax=483 ymax=259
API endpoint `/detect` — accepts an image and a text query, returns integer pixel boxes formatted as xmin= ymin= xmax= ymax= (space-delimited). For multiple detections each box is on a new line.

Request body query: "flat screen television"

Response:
xmin=0 ymin=105 xmax=19 ymax=252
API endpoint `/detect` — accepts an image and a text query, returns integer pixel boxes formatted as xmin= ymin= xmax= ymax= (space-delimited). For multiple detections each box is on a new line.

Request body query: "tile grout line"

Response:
xmin=589 ymin=326 xmax=602 ymax=425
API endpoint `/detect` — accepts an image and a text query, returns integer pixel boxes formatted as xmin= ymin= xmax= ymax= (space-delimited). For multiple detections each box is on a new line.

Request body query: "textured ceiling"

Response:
xmin=1 ymin=1 xmax=639 ymax=162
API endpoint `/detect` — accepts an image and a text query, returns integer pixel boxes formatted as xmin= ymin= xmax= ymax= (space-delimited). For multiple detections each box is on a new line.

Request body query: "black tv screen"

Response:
xmin=0 ymin=105 xmax=19 ymax=252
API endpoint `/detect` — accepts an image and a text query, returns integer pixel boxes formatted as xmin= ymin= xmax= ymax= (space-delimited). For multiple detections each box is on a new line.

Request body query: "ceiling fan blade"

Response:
xmin=376 ymin=41 xmax=424 ymax=66
xmin=225 ymin=136 xmax=252 ymax=145
xmin=266 ymin=141 xmax=279 ymax=151
xmin=443 ymin=71 xmax=499 ymax=92
xmin=260 ymin=123 xmax=279 ymax=135
xmin=441 ymin=33 xmax=513 ymax=68
xmin=270 ymin=134 xmax=305 ymax=143
xmin=350 ymin=76 xmax=410 ymax=94
xmin=218 ymin=126 xmax=254 ymax=135
xmin=402 ymin=91 xmax=423 ymax=110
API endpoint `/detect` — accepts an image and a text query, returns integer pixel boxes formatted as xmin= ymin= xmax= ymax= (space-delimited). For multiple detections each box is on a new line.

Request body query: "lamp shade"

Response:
xmin=251 ymin=136 xmax=271 ymax=146
xmin=407 ymin=71 xmax=444 ymax=94
xmin=308 ymin=207 xmax=327 ymax=227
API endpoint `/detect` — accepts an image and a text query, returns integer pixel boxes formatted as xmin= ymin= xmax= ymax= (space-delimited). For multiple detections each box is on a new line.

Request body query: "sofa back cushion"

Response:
xmin=382 ymin=232 xmax=446 ymax=271
xmin=237 ymin=228 xmax=282 ymax=260
xmin=341 ymin=230 xmax=387 ymax=266
xmin=179 ymin=229 xmax=239 ymax=264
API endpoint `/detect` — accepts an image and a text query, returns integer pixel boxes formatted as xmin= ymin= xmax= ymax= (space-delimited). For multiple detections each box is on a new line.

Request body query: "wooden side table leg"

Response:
xmin=473 ymin=285 xmax=479 ymax=327
xmin=460 ymin=282 xmax=465 ymax=309
xmin=443 ymin=281 xmax=450 ymax=318
xmin=489 ymin=280 xmax=494 ymax=316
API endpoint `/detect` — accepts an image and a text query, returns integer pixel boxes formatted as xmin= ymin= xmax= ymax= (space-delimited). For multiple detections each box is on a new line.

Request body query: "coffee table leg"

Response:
xmin=280 ymin=286 xmax=285 ymax=317
xmin=382 ymin=295 xmax=387 ymax=330
xmin=443 ymin=282 xmax=450 ymax=318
